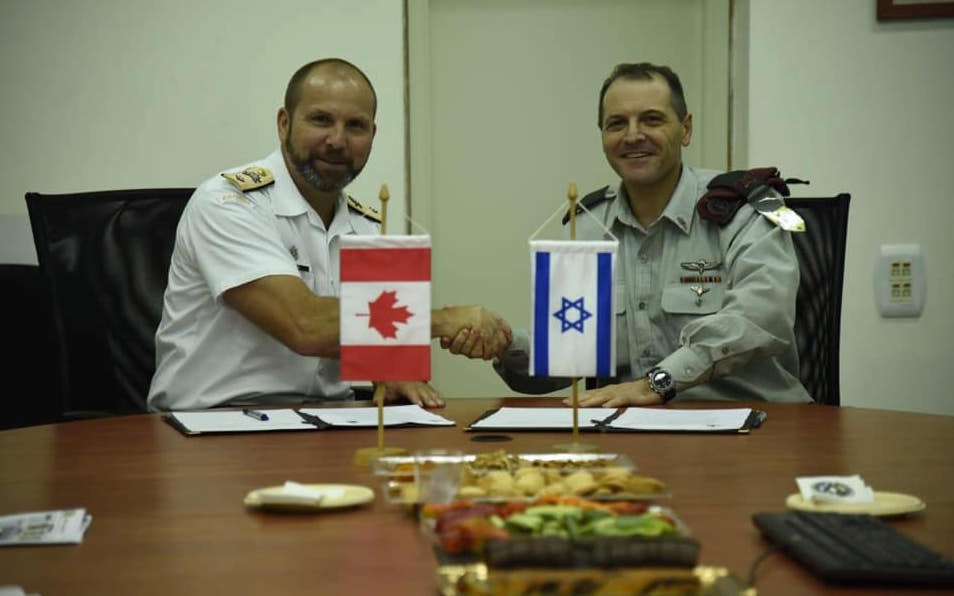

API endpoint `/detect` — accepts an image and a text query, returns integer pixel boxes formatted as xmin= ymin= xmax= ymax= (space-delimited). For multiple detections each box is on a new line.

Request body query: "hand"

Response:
xmin=435 ymin=305 xmax=512 ymax=359
xmin=440 ymin=327 xmax=491 ymax=360
xmin=563 ymin=379 xmax=663 ymax=408
xmin=380 ymin=381 xmax=445 ymax=409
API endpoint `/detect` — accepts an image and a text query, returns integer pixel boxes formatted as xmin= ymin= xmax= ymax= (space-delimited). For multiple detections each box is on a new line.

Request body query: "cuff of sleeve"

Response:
xmin=657 ymin=345 xmax=712 ymax=386
xmin=495 ymin=329 xmax=530 ymax=370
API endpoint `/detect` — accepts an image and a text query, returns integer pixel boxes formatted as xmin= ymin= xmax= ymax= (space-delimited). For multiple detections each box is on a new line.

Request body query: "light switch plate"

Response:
xmin=875 ymin=244 xmax=925 ymax=318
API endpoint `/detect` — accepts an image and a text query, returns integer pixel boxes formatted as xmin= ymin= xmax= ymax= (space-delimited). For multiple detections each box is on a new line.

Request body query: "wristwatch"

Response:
xmin=647 ymin=367 xmax=676 ymax=403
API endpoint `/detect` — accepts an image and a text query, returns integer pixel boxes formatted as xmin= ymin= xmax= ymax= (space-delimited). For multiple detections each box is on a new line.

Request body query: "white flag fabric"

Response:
xmin=530 ymin=240 xmax=617 ymax=377
xmin=339 ymin=235 xmax=431 ymax=381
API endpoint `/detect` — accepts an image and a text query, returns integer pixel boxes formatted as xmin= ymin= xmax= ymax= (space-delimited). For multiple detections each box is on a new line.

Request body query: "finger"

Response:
xmin=603 ymin=395 xmax=631 ymax=408
xmin=449 ymin=329 xmax=470 ymax=355
xmin=576 ymin=392 xmax=608 ymax=407
xmin=460 ymin=330 xmax=481 ymax=357
xmin=423 ymin=387 xmax=444 ymax=408
xmin=440 ymin=336 xmax=451 ymax=349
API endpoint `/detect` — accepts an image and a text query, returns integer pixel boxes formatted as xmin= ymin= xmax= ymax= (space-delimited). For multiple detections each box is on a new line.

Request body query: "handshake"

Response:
xmin=432 ymin=305 xmax=512 ymax=361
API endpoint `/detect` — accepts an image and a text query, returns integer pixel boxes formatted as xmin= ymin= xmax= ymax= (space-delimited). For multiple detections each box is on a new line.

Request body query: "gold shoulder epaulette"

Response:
xmin=347 ymin=195 xmax=382 ymax=223
xmin=221 ymin=166 xmax=275 ymax=191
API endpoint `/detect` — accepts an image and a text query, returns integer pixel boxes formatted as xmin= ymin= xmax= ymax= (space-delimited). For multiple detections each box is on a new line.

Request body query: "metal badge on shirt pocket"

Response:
xmin=665 ymin=259 xmax=725 ymax=313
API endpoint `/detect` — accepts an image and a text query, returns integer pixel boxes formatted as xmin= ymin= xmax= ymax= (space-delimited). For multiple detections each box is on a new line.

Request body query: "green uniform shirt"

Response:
xmin=496 ymin=165 xmax=811 ymax=403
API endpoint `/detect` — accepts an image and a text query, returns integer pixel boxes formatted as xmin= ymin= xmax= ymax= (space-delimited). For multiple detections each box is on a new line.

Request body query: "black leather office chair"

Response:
xmin=786 ymin=194 xmax=851 ymax=406
xmin=0 ymin=264 xmax=62 ymax=429
xmin=26 ymin=189 xmax=193 ymax=418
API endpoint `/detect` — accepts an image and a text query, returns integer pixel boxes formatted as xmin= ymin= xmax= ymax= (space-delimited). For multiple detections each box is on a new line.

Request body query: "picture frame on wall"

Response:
xmin=877 ymin=0 xmax=954 ymax=20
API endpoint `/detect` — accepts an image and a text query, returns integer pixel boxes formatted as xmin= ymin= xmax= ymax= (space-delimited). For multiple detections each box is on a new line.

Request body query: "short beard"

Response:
xmin=285 ymin=137 xmax=360 ymax=194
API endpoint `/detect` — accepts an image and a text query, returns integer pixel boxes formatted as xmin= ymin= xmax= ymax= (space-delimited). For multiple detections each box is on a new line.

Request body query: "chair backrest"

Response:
xmin=26 ymin=189 xmax=193 ymax=417
xmin=785 ymin=194 xmax=851 ymax=406
xmin=0 ymin=264 xmax=62 ymax=429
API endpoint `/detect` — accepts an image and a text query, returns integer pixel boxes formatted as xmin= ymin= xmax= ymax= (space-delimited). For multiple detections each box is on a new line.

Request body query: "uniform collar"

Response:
xmin=609 ymin=164 xmax=698 ymax=234
xmin=266 ymin=149 xmax=353 ymax=231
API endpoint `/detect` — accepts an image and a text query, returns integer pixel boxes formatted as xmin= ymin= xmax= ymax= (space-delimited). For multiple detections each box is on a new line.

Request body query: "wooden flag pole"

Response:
xmin=353 ymin=184 xmax=408 ymax=466
xmin=554 ymin=182 xmax=597 ymax=454
xmin=376 ymin=185 xmax=389 ymax=449
xmin=567 ymin=183 xmax=580 ymax=443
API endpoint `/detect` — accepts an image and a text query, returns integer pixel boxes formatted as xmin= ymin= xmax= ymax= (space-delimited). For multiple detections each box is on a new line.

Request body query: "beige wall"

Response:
xmin=0 ymin=0 xmax=407 ymax=256
xmin=744 ymin=0 xmax=954 ymax=415
xmin=3 ymin=0 xmax=952 ymax=416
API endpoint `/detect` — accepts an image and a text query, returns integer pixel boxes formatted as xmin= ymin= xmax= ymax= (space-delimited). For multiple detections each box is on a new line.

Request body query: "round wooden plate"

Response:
xmin=785 ymin=491 xmax=925 ymax=517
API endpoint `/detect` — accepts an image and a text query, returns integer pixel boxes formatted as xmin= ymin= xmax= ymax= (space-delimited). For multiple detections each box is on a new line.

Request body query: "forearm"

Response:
xmin=223 ymin=274 xmax=341 ymax=357
xmin=492 ymin=330 xmax=572 ymax=394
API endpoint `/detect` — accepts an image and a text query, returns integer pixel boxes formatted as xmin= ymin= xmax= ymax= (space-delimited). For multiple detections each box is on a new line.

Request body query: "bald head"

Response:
xmin=283 ymin=58 xmax=377 ymax=120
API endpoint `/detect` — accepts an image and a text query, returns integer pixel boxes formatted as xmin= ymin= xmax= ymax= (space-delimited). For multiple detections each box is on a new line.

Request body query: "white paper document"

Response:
xmin=0 ymin=508 xmax=91 ymax=546
xmin=468 ymin=407 xmax=611 ymax=430
xmin=299 ymin=404 xmax=454 ymax=427
xmin=167 ymin=405 xmax=454 ymax=434
xmin=606 ymin=407 xmax=754 ymax=431
xmin=168 ymin=409 xmax=312 ymax=433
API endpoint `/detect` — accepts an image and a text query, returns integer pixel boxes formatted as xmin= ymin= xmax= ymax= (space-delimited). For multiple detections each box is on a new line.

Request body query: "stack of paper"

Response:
xmin=0 ymin=508 xmax=92 ymax=545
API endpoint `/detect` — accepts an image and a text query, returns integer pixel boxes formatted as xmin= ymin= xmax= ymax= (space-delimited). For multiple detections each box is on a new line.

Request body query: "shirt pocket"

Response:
xmin=661 ymin=283 xmax=725 ymax=316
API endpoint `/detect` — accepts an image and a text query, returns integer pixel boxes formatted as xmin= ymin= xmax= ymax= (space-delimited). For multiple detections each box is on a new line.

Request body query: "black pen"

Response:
xmin=242 ymin=408 xmax=269 ymax=421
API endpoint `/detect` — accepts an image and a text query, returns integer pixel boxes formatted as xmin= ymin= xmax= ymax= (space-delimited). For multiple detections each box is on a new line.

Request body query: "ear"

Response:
xmin=681 ymin=113 xmax=693 ymax=147
xmin=277 ymin=107 xmax=290 ymax=144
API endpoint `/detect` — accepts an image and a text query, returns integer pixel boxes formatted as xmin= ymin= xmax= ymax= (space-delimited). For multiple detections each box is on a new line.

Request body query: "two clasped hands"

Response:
xmin=379 ymin=304 xmax=512 ymax=408
xmin=432 ymin=305 xmax=667 ymax=410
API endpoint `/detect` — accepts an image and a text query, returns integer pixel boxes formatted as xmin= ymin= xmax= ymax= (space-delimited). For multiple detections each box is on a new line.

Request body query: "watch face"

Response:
xmin=650 ymin=370 xmax=673 ymax=392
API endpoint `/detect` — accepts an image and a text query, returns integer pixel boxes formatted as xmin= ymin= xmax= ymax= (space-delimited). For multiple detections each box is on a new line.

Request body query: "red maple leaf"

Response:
xmin=364 ymin=290 xmax=414 ymax=339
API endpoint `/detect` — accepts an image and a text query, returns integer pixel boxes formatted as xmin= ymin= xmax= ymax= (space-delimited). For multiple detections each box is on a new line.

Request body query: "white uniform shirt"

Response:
xmin=148 ymin=150 xmax=380 ymax=411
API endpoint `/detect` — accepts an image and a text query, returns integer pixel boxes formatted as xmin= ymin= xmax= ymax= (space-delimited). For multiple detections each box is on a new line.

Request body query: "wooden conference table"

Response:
xmin=1 ymin=398 xmax=952 ymax=595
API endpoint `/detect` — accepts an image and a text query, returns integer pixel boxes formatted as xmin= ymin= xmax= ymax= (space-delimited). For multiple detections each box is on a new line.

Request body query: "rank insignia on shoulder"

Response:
xmin=221 ymin=167 xmax=275 ymax=191
xmin=347 ymin=195 xmax=381 ymax=223
xmin=216 ymin=192 xmax=252 ymax=205
xmin=562 ymin=185 xmax=615 ymax=225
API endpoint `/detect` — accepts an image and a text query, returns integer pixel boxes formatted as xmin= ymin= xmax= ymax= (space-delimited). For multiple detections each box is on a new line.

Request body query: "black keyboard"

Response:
xmin=752 ymin=511 xmax=954 ymax=585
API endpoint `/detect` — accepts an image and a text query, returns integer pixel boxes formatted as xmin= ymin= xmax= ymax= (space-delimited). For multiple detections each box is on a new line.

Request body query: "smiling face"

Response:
xmin=278 ymin=64 xmax=376 ymax=200
xmin=600 ymin=75 xmax=692 ymax=200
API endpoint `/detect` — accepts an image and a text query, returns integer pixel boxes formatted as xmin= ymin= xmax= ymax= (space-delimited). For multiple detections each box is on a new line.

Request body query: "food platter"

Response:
xmin=421 ymin=497 xmax=695 ymax=566
xmin=375 ymin=450 xmax=668 ymax=505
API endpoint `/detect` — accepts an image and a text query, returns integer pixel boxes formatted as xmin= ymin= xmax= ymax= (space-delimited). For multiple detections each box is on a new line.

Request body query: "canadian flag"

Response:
xmin=339 ymin=235 xmax=431 ymax=381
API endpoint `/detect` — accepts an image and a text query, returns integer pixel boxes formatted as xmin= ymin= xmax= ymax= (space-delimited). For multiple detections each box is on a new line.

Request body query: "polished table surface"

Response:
xmin=1 ymin=398 xmax=953 ymax=595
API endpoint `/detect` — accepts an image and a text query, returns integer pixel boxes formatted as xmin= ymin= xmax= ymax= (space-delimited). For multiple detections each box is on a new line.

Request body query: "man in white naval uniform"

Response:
xmin=149 ymin=58 xmax=510 ymax=411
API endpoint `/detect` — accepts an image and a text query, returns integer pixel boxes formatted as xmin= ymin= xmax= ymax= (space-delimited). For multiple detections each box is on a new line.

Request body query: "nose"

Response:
xmin=324 ymin=124 xmax=346 ymax=149
xmin=623 ymin=119 xmax=642 ymax=142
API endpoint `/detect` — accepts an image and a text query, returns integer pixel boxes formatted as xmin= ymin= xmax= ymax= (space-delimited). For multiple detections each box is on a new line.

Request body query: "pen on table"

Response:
xmin=243 ymin=408 xmax=269 ymax=421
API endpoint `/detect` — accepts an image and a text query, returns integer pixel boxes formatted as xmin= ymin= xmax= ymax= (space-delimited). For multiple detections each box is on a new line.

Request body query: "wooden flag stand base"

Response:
xmin=553 ymin=378 xmax=599 ymax=453
xmin=353 ymin=384 xmax=408 ymax=466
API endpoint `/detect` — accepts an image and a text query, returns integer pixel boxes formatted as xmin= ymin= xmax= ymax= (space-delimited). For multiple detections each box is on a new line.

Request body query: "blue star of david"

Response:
xmin=553 ymin=296 xmax=591 ymax=333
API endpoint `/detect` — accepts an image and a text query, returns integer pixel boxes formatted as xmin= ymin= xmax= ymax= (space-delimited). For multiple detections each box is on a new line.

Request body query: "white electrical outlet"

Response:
xmin=875 ymin=244 xmax=925 ymax=318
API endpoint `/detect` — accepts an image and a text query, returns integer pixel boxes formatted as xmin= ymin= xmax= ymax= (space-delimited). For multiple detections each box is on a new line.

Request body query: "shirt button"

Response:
xmin=639 ymin=255 xmax=648 ymax=263
xmin=642 ymin=348 xmax=651 ymax=357
xmin=721 ymin=347 xmax=730 ymax=355
xmin=638 ymin=302 xmax=646 ymax=310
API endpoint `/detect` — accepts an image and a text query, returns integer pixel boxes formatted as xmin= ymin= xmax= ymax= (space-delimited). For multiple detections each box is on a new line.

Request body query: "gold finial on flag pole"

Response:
xmin=379 ymin=184 xmax=390 ymax=236
xmin=567 ymin=182 xmax=578 ymax=241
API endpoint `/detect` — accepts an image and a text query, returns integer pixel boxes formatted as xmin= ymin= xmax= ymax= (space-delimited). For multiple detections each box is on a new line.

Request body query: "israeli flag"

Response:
xmin=530 ymin=240 xmax=617 ymax=377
